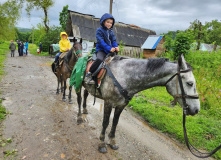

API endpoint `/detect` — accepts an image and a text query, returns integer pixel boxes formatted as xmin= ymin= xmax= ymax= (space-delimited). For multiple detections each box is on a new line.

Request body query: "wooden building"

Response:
xmin=141 ymin=35 xmax=165 ymax=58
xmin=65 ymin=10 xmax=156 ymax=58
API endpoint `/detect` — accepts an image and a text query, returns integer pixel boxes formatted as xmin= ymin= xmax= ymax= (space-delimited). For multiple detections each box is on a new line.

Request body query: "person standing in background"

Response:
xmin=20 ymin=41 xmax=24 ymax=56
xmin=9 ymin=40 xmax=16 ymax=57
xmin=25 ymin=41 xmax=29 ymax=56
xmin=39 ymin=42 xmax=42 ymax=53
xmin=17 ymin=40 xmax=21 ymax=56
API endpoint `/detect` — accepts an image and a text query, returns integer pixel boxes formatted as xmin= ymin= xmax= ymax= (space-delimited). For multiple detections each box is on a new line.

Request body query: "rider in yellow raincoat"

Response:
xmin=54 ymin=32 xmax=71 ymax=63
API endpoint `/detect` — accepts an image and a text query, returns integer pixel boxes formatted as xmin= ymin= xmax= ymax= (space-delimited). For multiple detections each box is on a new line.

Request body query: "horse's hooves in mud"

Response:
xmin=69 ymin=100 xmax=73 ymax=104
xmin=77 ymin=117 xmax=83 ymax=124
xmin=83 ymin=108 xmax=88 ymax=114
xmin=62 ymin=98 xmax=66 ymax=102
xmin=109 ymin=144 xmax=119 ymax=150
xmin=98 ymin=146 xmax=107 ymax=153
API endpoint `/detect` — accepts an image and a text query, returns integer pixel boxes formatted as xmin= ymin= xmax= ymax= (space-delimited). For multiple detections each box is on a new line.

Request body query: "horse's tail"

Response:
xmin=51 ymin=62 xmax=56 ymax=73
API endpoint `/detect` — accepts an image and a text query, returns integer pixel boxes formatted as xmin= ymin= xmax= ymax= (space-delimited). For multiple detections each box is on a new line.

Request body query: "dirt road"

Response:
xmin=0 ymin=52 xmax=213 ymax=160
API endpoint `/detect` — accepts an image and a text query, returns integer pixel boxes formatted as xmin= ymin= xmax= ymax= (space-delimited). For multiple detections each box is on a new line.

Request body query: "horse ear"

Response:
xmin=178 ymin=54 xmax=188 ymax=70
xmin=73 ymin=37 xmax=76 ymax=42
xmin=80 ymin=38 xmax=82 ymax=44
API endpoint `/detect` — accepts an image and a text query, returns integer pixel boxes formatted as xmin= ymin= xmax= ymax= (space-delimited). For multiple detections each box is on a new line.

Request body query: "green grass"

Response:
xmin=0 ymin=41 xmax=9 ymax=122
xmin=129 ymin=50 xmax=221 ymax=159
xmin=29 ymin=43 xmax=49 ymax=56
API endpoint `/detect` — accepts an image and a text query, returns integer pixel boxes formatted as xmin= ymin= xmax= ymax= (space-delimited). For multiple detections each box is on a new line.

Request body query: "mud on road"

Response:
xmin=0 ymin=53 xmax=213 ymax=160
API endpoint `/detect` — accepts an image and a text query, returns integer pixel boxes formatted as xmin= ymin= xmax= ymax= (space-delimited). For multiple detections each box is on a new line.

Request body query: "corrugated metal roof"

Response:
xmin=141 ymin=35 xmax=164 ymax=49
xmin=66 ymin=10 xmax=156 ymax=47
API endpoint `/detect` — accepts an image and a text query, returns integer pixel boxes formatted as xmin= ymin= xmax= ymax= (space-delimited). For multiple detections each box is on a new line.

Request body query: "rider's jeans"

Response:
xmin=55 ymin=52 xmax=62 ymax=62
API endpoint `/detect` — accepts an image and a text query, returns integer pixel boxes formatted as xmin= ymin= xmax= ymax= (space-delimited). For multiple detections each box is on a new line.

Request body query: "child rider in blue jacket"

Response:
xmin=86 ymin=13 xmax=119 ymax=84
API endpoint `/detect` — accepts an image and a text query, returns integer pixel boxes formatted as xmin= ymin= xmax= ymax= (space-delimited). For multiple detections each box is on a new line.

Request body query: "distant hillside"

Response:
xmin=16 ymin=27 xmax=32 ymax=33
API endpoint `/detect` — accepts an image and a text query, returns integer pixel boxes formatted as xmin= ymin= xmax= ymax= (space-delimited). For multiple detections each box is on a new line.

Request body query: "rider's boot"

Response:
xmin=85 ymin=72 xmax=95 ymax=85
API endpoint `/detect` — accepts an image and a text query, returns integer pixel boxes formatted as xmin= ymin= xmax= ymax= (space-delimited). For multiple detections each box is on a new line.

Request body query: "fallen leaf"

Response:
xmin=22 ymin=156 xmax=26 ymax=159
xmin=61 ymin=153 xmax=65 ymax=159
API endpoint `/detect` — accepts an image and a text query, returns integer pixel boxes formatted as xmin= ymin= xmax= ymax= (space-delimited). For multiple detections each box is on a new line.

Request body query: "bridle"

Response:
xmin=165 ymin=55 xmax=221 ymax=158
xmin=65 ymin=48 xmax=82 ymax=72
xmin=164 ymin=64 xmax=199 ymax=115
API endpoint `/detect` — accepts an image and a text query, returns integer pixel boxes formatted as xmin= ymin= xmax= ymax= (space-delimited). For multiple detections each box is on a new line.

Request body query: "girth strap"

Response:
xmin=104 ymin=64 xmax=131 ymax=104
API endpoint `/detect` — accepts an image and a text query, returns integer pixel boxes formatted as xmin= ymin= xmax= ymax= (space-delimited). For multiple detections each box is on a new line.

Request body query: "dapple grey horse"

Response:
xmin=76 ymin=54 xmax=200 ymax=153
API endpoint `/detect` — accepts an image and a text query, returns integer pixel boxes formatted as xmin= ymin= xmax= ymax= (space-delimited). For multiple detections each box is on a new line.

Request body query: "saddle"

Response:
xmin=86 ymin=54 xmax=113 ymax=86
xmin=58 ymin=51 xmax=68 ymax=66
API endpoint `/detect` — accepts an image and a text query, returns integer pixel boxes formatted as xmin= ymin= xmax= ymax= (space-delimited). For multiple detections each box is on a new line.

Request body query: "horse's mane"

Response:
xmin=112 ymin=55 xmax=130 ymax=61
xmin=64 ymin=47 xmax=74 ymax=64
xmin=146 ymin=57 xmax=169 ymax=72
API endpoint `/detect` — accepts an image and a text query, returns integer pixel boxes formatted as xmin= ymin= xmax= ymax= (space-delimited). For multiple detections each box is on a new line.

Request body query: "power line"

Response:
xmin=114 ymin=0 xmax=121 ymax=22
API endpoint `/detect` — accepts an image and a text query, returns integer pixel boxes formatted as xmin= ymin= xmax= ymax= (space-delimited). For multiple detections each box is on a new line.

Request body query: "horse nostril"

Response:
xmin=195 ymin=109 xmax=199 ymax=114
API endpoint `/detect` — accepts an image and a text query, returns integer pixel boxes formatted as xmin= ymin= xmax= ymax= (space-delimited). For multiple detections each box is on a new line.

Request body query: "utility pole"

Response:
xmin=109 ymin=0 xmax=113 ymax=14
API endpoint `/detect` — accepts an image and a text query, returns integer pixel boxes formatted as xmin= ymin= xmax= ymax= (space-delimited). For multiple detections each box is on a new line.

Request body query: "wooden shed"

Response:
xmin=65 ymin=10 xmax=156 ymax=58
xmin=141 ymin=35 xmax=165 ymax=58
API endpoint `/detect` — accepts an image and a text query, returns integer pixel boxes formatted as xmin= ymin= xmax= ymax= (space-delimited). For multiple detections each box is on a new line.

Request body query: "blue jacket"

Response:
xmin=96 ymin=13 xmax=118 ymax=54
xmin=25 ymin=42 xmax=29 ymax=49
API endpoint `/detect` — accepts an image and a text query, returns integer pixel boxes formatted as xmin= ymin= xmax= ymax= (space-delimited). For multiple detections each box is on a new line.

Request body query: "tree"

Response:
xmin=0 ymin=0 xmax=21 ymax=40
xmin=189 ymin=19 xmax=205 ymax=50
xmin=172 ymin=31 xmax=194 ymax=60
xmin=25 ymin=0 xmax=54 ymax=33
xmin=204 ymin=20 xmax=221 ymax=51
xmin=59 ymin=5 xmax=69 ymax=31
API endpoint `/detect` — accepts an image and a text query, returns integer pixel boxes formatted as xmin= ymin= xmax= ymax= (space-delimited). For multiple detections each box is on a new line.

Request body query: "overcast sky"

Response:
xmin=13 ymin=0 xmax=221 ymax=34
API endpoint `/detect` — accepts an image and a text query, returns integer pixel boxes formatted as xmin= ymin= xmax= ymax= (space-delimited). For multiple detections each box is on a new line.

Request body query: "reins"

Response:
xmin=166 ymin=55 xmax=221 ymax=158
xmin=65 ymin=49 xmax=82 ymax=72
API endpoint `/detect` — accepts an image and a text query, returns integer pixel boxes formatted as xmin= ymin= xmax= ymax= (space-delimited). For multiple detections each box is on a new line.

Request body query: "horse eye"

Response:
xmin=187 ymin=82 xmax=193 ymax=87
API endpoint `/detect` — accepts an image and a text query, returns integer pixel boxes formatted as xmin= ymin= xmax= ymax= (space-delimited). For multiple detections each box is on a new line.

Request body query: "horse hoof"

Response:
xmin=98 ymin=146 xmax=107 ymax=153
xmin=109 ymin=144 xmax=119 ymax=150
xmin=69 ymin=101 xmax=73 ymax=104
xmin=56 ymin=92 xmax=59 ymax=95
xmin=62 ymin=98 xmax=66 ymax=102
xmin=83 ymin=108 xmax=88 ymax=114
xmin=77 ymin=117 xmax=83 ymax=124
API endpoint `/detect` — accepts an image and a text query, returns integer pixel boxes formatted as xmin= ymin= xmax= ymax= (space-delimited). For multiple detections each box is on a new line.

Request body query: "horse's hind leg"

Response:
xmin=62 ymin=80 xmax=66 ymax=101
xmin=60 ymin=75 xmax=64 ymax=93
xmin=83 ymin=89 xmax=89 ymax=114
xmin=56 ymin=77 xmax=60 ymax=94
xmin=108 ymin=106 xmax=124 ymax=150
xmin=77 ymin=91 xmax=83 ymax=124
xmin=68 ymin=86 xmax=73 ymax=104
xmin=99 ymin=102 xmax=112 ymax=153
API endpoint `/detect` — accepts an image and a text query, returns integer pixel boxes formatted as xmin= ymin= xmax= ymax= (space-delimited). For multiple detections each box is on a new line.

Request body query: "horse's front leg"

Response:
xmin=62 ymin=80 xmax=66 ymax=101
xmin=77 ymin=91 xmax=83 ymax=124
xmin=108 ymin=106 xmax=124 ymax=150
xmin=68 ymin=86 xmax=73 ymax=104
xmin=83 ymin=89 xmax=89 ymax=114
xmin=99 ymin=102 xmax=112 ymax=153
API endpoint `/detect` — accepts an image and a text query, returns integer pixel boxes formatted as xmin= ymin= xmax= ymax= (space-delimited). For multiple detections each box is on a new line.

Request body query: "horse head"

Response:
xmin=166 ymin=54 xmax=200 ymax=116
xmin=73 ymin=37 xmax=83 ymax=58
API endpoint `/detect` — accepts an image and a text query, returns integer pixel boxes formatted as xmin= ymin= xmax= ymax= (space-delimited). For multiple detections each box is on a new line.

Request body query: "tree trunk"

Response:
xmin=43 ymin=7 xmax=49 ymax=33
xmin=196 ymin=22 xmax=202 ymax=50
xmin=213 ymin=43 xmax=217 ymax=51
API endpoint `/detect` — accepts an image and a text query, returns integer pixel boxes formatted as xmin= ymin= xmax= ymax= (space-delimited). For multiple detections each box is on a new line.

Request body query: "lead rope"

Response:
xmin=175 ymin=55 xmax=221 ymax=158
xmin=183 ymin=114 xmax=221 ymax=158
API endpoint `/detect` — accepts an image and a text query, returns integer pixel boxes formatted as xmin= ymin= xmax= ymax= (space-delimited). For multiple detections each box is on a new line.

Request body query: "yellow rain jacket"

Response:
xmin=59 ymin=32 xmax=71 ymax=52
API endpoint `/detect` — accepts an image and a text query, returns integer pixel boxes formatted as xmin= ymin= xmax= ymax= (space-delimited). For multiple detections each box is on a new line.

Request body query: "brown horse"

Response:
xmin=52 ymin=38 xmax=82 ymax=103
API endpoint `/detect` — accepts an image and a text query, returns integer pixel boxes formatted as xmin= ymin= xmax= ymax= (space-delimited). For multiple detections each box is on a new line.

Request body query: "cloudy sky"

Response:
xmin=14 ymin=0 xmax=221 ymax=34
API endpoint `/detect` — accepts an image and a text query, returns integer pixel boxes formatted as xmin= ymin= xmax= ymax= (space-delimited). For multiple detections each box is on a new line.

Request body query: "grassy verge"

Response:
xmin=129 ymin=50 xmax=221 ymax=159
xmin=0 ymin=41 xmax=9 ymax=122
xmin=29 ymin=43 xmax=49 ymax=56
